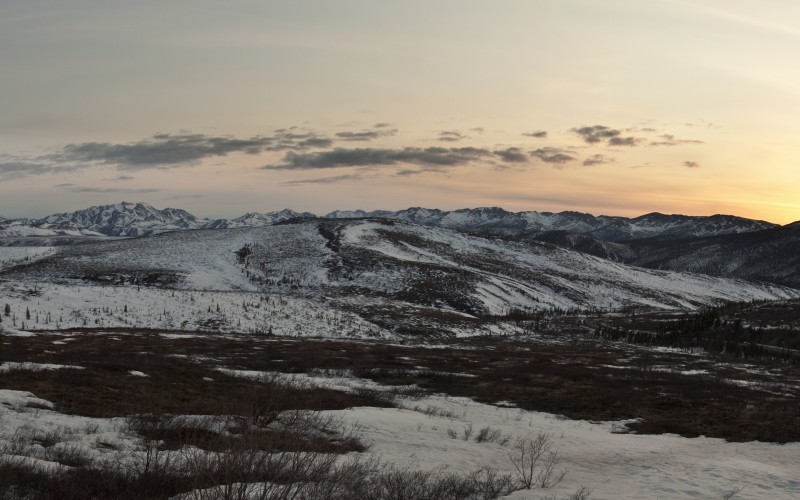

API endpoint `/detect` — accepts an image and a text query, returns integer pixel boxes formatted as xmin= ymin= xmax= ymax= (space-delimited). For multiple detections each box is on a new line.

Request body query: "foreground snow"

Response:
xmin=338 ymin=398 xmax=798 ymax=499
xmin=2 ymin=375 xmax=796 ymax=500
xmin=216 ymin=370 xmax=800 ymax=499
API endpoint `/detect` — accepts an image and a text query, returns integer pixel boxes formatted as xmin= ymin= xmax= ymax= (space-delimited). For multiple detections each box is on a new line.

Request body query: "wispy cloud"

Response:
xmin=283 ymin=174 xmax=363 ymax=185
xmin=608 ymin=136 xmax=640 ymax=147
xmin=572 ymin=125 xmax=621 ymax=144
xmin=55 ymin=183 xmax=160 ymax=193
xmin=649 ymin=134 xmax=704 ymax=146
xmin=265 ymin=147 xmax=497 ymax=171
xmin=0 ymin=130 xmax=345 ymax=178
xmin=50 ymin=133 xmax=279 ymax=170
xmin=493 ymin=147 xmax=528 ymax=163
xmin=572 ymin=125 xmax=639 ymax=146
xmin=582 ymin=154 xmax=614 ymax=166
xmin=522 ymin=130 xmax=548 ymax=138
xmin=0 ymin=156 xmax=83 ymax=179
xmin=437 ymin=130 xmax=467 ymax=142
xmin=683 ymin=161 xmax=701 ymax=168
xmin=530 ymin=147 xmax=575 ymax=165
xmin=335 ymin=127 xmax=398 ymax=141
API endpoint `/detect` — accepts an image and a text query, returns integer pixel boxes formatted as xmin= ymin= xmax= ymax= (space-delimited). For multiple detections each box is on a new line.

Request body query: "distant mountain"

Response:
xmin=50 ymin=202 xmax=202 ymax=237
xmin=325 ymin=207 xmax=776 ymax=242
xmin=0 ymin=202 xmax=780 ymax=245
xmin=204 ymin=209 xmax=315 ymax=229
xmin=3 ymin=202 xmax=204 ymax=237
xmin=0 ymin=202 xmax=313 ymax=238
xmin=4 ymin=219 xmax=796 ymax=327
xmin=623 ymin=222 xmax=800 ymax=288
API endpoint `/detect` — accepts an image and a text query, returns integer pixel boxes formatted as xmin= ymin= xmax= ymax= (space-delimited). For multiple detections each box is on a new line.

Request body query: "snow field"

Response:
xmin=187 ymin=369 xmax=800 ymax=499
xmin=0 ymin=282 xmax=387 ymax=338
xmin=0 ymin=246 xmax=56 ymax=271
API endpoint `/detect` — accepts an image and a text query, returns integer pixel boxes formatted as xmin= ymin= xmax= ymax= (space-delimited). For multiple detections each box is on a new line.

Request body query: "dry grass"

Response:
xmin=1 ymin=329 xmax=798 ymax=443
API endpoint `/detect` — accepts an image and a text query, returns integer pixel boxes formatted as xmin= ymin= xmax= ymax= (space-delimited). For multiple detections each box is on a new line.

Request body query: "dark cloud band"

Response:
xmin=266 ymin=146 xmax=513 ymax=170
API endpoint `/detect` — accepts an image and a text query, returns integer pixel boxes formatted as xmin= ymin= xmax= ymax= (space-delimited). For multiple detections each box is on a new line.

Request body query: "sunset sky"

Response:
xmin=2 ymin=0 xmax=800 ymax=223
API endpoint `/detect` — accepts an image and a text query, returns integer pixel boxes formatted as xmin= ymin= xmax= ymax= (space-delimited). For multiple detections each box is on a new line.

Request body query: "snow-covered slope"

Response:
xmin=625 ymin=221 xmax=800 ymax=288
xmin=4 ymin=219 xmax=796 ymax=317
xmin=325 ymin=207 xmax=777 ymax=241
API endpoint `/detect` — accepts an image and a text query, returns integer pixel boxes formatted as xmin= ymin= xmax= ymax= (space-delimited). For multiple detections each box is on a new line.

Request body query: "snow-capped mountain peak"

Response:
xmin=0 ymin=202 xmax=783 ymax=241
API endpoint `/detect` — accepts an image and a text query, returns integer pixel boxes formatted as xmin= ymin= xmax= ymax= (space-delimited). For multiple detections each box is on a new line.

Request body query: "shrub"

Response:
xmin=507 ymin=432 xmax=566 ymax=489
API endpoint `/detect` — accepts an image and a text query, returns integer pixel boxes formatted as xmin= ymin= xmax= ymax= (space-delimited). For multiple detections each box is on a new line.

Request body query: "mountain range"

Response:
xmin=3 ymin=218 xmax=797 ymax=337
xmin=2 ymin=201 xmax=798 ymax=289
xmin=0 ymin=202 xmax=313 ymax=238
xmin=0 ymin=201 xmax=778 ymax=240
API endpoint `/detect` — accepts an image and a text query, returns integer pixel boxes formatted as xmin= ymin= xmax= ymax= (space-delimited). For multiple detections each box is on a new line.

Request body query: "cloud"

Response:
xmin=493 ymin=147 xmax=528 ymax=163
xmin=55 ymin=184 xmax=160 ymax=193
xmin=335 ymin=127 xmax=398 ymax=141
xmin=685 ymin=120 xmax=720 ymax=129
xmin=112 ymin=175 xmax=136 ymax=181
xmin=571 ymin=125 xmax=640 ymax=147
xmin=36 ymin=131 xmax=340 ymax=171
xmin=470 ymin=127 xmax=485 ymax=134
xmin=261 ymin=130 xmax=333 ymax=151
xmin=293 ymin=137 xmax=334 ymax=148
xmin=283 ymin=174 xmax=363 ymax=185
xmin=437 ymin=130 xmax=467 ymax=142
xmin=649 ymin=134 xmax=704 ymax=146
xmin=572 ymin=125 xmax=622 ymax=144
xmin=683 ymin=161 xmax=701 ymax=168
xmin=373 ymin=123 xmax=392 ymax=128
xmin=265 ymin=146 xmax=498 ymax=171
xmin=522 ymin=130 xmax=548 ymax=138
xmin=0 ymin=160 xmax=82 ymax=179
xmin=582 ymin=154 xmax=614 ymax=166
xmin=530 ymin=147 xmax=575 ymax=165
xmin=50 ymin=133 xmax=281 ymax=169
xmin=395 ymin=169 xmax=424 ymax=176
xmin=608 ymin=136 xmax=640 ymax=147
xmin=169 ymin=194 xmax=205 ymax=199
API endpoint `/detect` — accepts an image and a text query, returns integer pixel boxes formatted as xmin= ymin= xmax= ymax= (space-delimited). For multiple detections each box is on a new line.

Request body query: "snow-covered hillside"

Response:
xmin=325 ymin=207 xmax=777 ymax=241
xmin=0 ymin=282 xmax=387 ymax=338
xmin=2 ymin=218 xmax=797 ymax=337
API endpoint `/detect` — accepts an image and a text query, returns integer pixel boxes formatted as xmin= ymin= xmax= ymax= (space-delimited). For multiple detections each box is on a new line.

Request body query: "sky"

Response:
xmin=2 ymin=0 xmax=800 ymax=223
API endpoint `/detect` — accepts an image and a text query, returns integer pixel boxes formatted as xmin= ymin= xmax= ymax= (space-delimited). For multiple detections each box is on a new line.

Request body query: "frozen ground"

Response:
xmin=342 ymin=397 xmax=799 ymax=500
xmin=1 ymin=373 xmax=797 ymax=500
